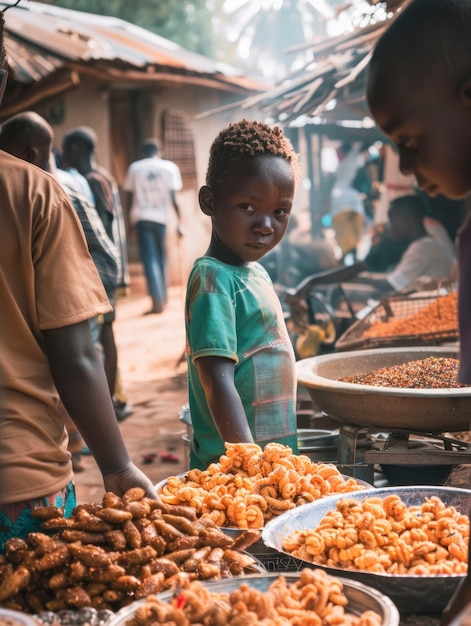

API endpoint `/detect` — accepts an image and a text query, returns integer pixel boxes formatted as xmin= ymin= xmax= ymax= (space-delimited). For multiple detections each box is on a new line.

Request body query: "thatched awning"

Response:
xmin=197 ymin=1 xmax=407 ymax=128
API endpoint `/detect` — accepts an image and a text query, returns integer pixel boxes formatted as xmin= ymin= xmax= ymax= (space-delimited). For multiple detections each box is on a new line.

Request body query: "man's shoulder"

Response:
xmin=0 ymin=151 xmax=68 ymax=199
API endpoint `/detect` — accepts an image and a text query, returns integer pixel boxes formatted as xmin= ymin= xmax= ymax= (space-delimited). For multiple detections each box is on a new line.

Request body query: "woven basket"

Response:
xmin=335 ymin=292 xmax=458 ymax=352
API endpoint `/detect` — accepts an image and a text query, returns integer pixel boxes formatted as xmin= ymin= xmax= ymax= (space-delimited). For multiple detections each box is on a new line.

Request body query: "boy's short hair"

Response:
xmin=368 ymin=0 xmax=471 ymax=102
xmin=205 ymin=119 xmax=299 ymax=189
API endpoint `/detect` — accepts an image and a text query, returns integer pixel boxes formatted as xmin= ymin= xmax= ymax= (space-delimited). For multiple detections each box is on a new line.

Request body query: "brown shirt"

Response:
xmin=0 ymin=151 xmax=111 ymax=504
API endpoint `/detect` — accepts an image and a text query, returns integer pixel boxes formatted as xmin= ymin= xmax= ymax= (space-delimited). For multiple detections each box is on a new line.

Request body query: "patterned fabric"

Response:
xmin=0 ymin=482 xmax=76 ymax=554
xmin=185 ymin=257 xmax=298 ymax=470
xmin=57 ymin=169 xmax=119 ymax=300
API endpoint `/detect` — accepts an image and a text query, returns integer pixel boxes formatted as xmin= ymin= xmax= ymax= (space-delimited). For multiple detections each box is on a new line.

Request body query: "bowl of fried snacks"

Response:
xmin=107 ymin=568 xmax=400 ymax=626
xmin=262 ymin=485 xmax=471 ymax=614
xmin=297 ymin=346 xmax=471 ymax=432
xmin=0 ymin=488 xmax=264 ymax=615
xmin=155 ymin=442 xmax=370 ymax=531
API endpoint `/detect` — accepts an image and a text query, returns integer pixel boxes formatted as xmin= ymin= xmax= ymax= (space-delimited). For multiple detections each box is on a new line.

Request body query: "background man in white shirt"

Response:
xmin=354 ymin=194 xmax=456 ymax=296
xmin=123 ymin=138 xmax=183 ymax=314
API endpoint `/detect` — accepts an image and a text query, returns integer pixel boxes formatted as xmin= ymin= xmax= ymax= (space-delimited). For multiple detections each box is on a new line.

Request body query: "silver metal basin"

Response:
xmin=297 ymin=346 xmax=471 ymax=432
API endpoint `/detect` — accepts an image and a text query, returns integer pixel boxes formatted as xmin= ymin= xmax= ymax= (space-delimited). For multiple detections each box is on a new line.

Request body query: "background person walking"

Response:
xmin=123 ymin=138 xmax=183 ymax=314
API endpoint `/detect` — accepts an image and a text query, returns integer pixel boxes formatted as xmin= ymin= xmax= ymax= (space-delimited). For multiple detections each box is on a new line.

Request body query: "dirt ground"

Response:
xmin=74 ymin=264 xmax=190 ymax=504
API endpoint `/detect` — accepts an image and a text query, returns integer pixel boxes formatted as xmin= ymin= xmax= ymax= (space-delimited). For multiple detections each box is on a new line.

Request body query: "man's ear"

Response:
xmin=24 ymin=145 xmax=38 ymax=166
xmin=459 ymin=77 xmax=471 ymax=108
xmin=199 ymin=185 xmax=215 ymax=216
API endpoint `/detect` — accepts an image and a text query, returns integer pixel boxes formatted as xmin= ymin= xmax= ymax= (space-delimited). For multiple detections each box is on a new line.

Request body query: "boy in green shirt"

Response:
xmin=186 ymin=119 xmax=300 ymax=469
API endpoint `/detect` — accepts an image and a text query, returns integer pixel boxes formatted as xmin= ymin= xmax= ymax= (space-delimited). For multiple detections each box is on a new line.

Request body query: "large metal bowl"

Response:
xmin=297 ymin=346 xmax=471 ymax=432
xmin=107 ymin=572 xmax=400 ymax=626
xmin=262 ymin=485 xmax=471 ymax=614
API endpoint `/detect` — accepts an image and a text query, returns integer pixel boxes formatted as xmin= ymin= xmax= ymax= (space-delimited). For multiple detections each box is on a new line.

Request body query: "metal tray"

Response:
xmin=262 ymin=485 xmax=471 ymax=614
xmin=297 ymin=346 xmax=471 ymax=432
xmin=336 ymin=293 xmax=458 ymax=352
xmin=107 ymin=571 xmax=400 ymax=626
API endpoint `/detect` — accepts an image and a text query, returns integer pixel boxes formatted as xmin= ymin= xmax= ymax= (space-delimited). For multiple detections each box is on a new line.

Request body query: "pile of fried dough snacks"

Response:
xmin=0 ymin=488 xmax=262 ymax=614
xmin=282 ymin=494 xmax=469 ymax=575
xmin=124 ymin=568 xmax=382 ymax=626
xmin=158 ymin=442 xmax=365 ymax=529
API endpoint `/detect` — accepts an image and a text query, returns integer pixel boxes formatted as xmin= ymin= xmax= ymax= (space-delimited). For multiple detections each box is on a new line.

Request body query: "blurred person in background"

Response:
xmin=355 ymin=194 xmax=455 ymax=297
xmin=123 ymin=138 xmax=183 ymax=315
xmin=61 ymin=127 xmax=132 ymax=421
xmin=329 ymin=141 xmax=368 ymax=264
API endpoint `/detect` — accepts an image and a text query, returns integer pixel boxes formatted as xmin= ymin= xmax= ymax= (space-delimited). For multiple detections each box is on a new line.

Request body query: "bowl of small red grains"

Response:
xmin=296 ymin=346 xmax=471 ymax=432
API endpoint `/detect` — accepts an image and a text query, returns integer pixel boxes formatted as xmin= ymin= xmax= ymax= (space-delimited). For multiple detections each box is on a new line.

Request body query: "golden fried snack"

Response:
xmin=283 ymin=494 xmax=469 ymax=576
xmin=67 ymin=543 xmax=115 ymax=568
xmin=134 ymin=572 xmax=166 ymax=599
xmin=102 ymin=492 xmax=123 ymax=509
xmin=158 ymin=442 xmax=366 ymax=529
xmin=122 ymin=519 xmax=142 ymax=549
xmin=35 ymin=545 xmax=70 ymax=572
xmin=124 ymin=568 xmax=382 ymax=626
xmin=122 ymin=487 xmax=146 ymax=503
xmin=0 ymin=566 xmax=30 ymax=602
xmin=124 ymin=500 xmax=151 ymax=519
xmin=96 ymin=507 xmax=133 ymax=524
xmin=61 ymin=586 xmax=92 ymax=609
xmin=60 ymin=530 xmax=106 ymax=545
xmin=29 ymin=506 xmax=64 ymax=521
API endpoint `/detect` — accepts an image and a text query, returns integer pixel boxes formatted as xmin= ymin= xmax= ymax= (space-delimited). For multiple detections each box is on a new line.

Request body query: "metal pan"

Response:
xmin=297 ymin=346 xmax=471 ymax=432
xmin=107 ymin=571 xmax=400 ymax=626
xmin=262 ymin=485 xmax=471 ymax=614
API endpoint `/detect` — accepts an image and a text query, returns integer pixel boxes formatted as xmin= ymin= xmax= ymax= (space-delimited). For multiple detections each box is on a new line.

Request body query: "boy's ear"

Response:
xmin=199 ymin=185 xmax=215 ymax=216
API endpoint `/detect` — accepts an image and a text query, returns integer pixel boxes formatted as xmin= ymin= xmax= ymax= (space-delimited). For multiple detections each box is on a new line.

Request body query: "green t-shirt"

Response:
xmin=185 ymin=257 xmax=298 ymax=469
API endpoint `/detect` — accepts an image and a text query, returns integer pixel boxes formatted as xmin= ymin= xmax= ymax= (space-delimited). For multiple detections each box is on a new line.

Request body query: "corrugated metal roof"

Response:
xmin=1 ymin=0 xmax=267 ymax=92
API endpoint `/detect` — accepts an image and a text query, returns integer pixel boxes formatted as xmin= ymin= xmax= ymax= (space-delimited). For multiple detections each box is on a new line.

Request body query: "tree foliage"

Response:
xmin=49 ymin=0 xmax=225 ymax=60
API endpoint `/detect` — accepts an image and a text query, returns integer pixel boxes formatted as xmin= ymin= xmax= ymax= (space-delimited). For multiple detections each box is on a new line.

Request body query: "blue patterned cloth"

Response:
xmin=0 ymin=481 xmax=76 ymax=553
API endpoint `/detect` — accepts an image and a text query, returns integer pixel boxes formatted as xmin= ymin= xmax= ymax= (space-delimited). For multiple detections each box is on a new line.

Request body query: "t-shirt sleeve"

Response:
xmin=388 ymin=243 xmax=424 ymax=291
xmin=123 ymin=166 xmax=134 ymax=192
xmin=33 ymin=194 xmax=111 ymax=330
xmin=188 ymin=291 xmax=238 ymax=364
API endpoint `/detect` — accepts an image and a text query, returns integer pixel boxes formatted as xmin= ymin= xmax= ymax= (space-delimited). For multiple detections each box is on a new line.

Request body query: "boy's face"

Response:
xmin=368 ymin=71 xmax=471 ymax=199
xmin=200 ymin=154 xmax=295 ymax=266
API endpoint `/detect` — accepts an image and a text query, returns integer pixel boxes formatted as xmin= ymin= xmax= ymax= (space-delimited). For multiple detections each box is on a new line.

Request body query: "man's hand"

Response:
xmin=102 ymin=461 xmax=157 ymax=498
